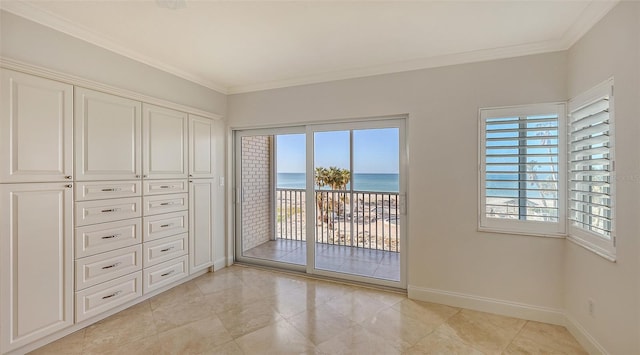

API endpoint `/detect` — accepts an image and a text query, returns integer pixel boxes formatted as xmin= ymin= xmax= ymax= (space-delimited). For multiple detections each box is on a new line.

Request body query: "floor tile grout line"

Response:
xmin=501 ymin=319 xmax=529 ymax=354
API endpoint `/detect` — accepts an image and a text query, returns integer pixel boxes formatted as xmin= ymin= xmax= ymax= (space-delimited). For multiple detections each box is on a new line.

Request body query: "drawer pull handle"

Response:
xmin=101 ymin=208 xmax=119 ymax=213
xmin=102 ymin=290 xmax=122 ymax=299
xmin=159 ymin=185 xmax=171 ymax=189
xmin=160 ymin=246 xmax=175 ymax=252
xmin=102 ymin=262 xmax=122 ymax=270
xmin=159 ymin=202 xmax=173 ymax=206
xmin=160 ymin=224 xmax=172 ymax=228
xmin=101 ymin=234 xmax=120 ymax=240
xmin=161 ymin=270 xmax=175 ymax=277
xmin=101 ymin=188 xmax=121 ymax=192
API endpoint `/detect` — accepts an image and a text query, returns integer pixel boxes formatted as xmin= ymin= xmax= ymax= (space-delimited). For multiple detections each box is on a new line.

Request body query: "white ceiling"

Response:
xmin=1 ymin=1 xmax=618 ymax=94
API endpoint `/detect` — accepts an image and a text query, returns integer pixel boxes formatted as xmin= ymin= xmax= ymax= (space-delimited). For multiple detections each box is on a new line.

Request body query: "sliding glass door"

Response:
xmin=235 ymin=118 xmax=406 ymax=288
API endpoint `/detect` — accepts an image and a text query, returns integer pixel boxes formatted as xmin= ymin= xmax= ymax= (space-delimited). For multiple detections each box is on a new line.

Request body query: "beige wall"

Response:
xmin=229 ymin=51 xmax=568 ymax=311
xmin=0 ymin=10 xmax=226 ymax=115
xmin=565 ymin=2 xmax=640 ymax=354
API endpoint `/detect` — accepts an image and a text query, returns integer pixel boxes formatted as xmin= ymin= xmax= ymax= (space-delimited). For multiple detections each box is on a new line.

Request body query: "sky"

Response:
xmin=276 ymin=128 xmax=399 ymax=174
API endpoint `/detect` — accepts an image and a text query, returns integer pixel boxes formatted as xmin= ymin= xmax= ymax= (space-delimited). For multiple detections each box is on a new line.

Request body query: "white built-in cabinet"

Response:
xmin=75 ymin=88 xmax=142 ymax=181
xmin=188 ymin=114 xmax=215 ymax=273
xmin=0 ymin=70 xmax=73 ymax=183
xmin=143 ymin=104 xmax=188 ymax=179
xmin=0 ymin=68 xmax=218 ymax=354
xmin=0 ymin=181 xmax=74 ymax=352
xmin=189 ymin=179 xmax=214 ymax=273
xmin=189 ymin=115 xmax=214 ymax=179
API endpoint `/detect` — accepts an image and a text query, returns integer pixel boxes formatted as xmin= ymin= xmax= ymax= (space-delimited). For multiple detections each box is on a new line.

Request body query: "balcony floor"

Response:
xmin=243 ymin=239 xmax=400 ymax=282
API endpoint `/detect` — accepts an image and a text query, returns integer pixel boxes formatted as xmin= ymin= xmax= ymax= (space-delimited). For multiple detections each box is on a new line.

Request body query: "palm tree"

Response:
xmin=315 ymin=167 xmax=329 ymax=223
xmin=314 ymin=166 xmax=351 ymax=226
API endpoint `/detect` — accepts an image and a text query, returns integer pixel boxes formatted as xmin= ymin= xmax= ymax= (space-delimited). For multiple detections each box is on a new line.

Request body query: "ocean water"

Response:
xmin=277 ymin=172 xmax=399 ymax=192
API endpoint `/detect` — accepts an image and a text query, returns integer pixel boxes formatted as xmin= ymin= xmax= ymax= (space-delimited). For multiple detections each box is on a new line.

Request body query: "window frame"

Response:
xmin=567 ymin=79 xmax=616 ymax=261
xmin=478 ymin=103 xmax=567 ymax=237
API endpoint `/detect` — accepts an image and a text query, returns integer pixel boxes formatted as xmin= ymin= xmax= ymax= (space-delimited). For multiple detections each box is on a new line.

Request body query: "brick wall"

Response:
xmin=241 ymin=136 xmax=273 ymax=252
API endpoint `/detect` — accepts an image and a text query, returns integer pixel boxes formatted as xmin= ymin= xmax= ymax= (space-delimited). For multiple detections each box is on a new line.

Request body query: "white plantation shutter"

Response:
xmin=568 ymin=80 xmax=615 ymax=259
xmin=479 ymin=104 xmax=566 ymax=236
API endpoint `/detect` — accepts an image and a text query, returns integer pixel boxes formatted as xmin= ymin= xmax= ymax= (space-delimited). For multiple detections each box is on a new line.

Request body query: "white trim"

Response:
xmin=478 ymin=102 xmax=567 ymax=237
xmin=0 ymin=1 xmax=229 ymax=94
xmin=229 ymin=114 xmax=409 ymax=131
xmin=1 ymin=1 xmax=617 ymax=94
xmin=567 ymin=79 xmax=616 ymax=261
xmin=407 ymin=284 xmax=611 ymax=354
xmin=565 ymin=313 xmax=610 ymax=355
xmin=407 ymin=285 xmax=565 ymax=326
xmin=0 ymin=57 xmax=223 ymax=121
xmin=560 ymin=1 xmax=620 ymax=50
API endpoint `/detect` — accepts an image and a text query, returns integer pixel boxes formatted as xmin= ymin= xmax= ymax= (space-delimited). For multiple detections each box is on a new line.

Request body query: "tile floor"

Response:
xmin=30 ymin=265 xmax=586 ymax=355
xmin=244 ymin=240 xmax=400 ymax=281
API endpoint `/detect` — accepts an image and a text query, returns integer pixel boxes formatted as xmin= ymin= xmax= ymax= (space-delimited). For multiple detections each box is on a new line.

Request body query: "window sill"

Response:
xmin=478 ymin=226 xmax=566 ymax=239
xmin=566 ymin=235 xmax=617 ymax=262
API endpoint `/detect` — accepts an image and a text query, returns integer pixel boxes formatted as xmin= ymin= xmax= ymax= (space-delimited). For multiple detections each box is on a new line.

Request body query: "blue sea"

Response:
xmin=278 ymin=173 xmax=399 ymax=192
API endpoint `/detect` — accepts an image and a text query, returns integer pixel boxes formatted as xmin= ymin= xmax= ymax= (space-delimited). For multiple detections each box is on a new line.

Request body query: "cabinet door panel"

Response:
xmin=189 ymin=115 xmax=214 ymax=178
xmin=0 ymin=69 xmax=73 ymax=182
xmin=0 ymin=183 xmax=73 ymax=353
xmin=189 ymin=179 xmax=214 ymax=273
xmin=143 ymin=104 xmax=187 ymax=179
xmin=75 ymin=88 xmax=142 ymax=181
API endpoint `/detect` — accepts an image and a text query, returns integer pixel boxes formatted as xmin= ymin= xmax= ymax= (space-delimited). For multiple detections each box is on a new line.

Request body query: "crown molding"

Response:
xmin=227 ymin=39 xmax=568 ymax=94
xmin=559 ymin=0 xmax=619 ymax=49
xmin=0 ymin=57 xmax=223 ymax=120
xmin=2 ymin=0 xmax=618 ymax=95
xmin=0 ymin=1 xmax=230 ymax=94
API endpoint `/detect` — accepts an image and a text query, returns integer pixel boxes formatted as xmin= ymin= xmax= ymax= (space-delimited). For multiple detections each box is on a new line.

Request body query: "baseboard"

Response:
xmin=564 ymin=313 xmax=608 ymax=355
xmin=407 ymin=285 xmax=565 ymax=325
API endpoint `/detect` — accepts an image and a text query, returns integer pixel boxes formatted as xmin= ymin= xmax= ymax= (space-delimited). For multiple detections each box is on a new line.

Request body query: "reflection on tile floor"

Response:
xmin=30 ymin=265 xmax=587 ymax=355
xmin=243 ymin=239 xmax=400 ymax=281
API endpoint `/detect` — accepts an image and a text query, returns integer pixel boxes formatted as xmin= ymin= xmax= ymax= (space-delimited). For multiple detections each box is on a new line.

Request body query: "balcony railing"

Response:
xmin=276 ymin=188 xmax=400 ymax=252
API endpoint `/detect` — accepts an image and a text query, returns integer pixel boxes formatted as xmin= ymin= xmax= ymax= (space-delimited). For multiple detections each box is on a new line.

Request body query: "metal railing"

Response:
xmin=276 ymin=188 xmax=400 ymax=252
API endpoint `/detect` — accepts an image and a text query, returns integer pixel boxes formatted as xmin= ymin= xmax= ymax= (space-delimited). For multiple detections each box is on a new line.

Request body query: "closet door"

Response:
xmin=189 ymin=179 xmax=214 ymax=273
xmin=188 ymin=115 xmax=214 ymax=179
xmin=0 ymin=69 xmax=73 ymax=183
xmin=0 ymin=183 xmax=73 ymax=353
xmin=75 ymin=88 xmax=142 ymax=181
xmin=143 ymin=104 xmax=188 ymax=180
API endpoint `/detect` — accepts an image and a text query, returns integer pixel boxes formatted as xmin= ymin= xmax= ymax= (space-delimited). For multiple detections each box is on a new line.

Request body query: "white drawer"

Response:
xmin=143 ymin=211 xmax=188 ymax=242
xmin=75 ymin=271 xmax=142 ymax=323
xmin=143 ymin=193 xmax=188 ymax=216
xmin=75 ymin=219 xmax=142 ymax=258
xmin=75 ymin=197 xmax=142 ymax=226
xmin=143 ymin=233 xmax=188 ymax=268
xmin=143 ymin=180 xmax=188 ymax=196
xmin=75 ymin=245 xmax=142 ymax=290
xmin=143 ymin=255 xmax=188 ymax=295
xmin=75 ymin=181 xmax=141 ymax=201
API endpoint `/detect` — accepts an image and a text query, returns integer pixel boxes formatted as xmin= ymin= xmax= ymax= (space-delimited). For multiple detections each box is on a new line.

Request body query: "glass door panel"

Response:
xmin=313 ymin=130 xmax=352 ymax=274
xmin=352 ymin=128 xmax=400 ymax=281
xmin=236 ymin=131 xmax=306 ymax=268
